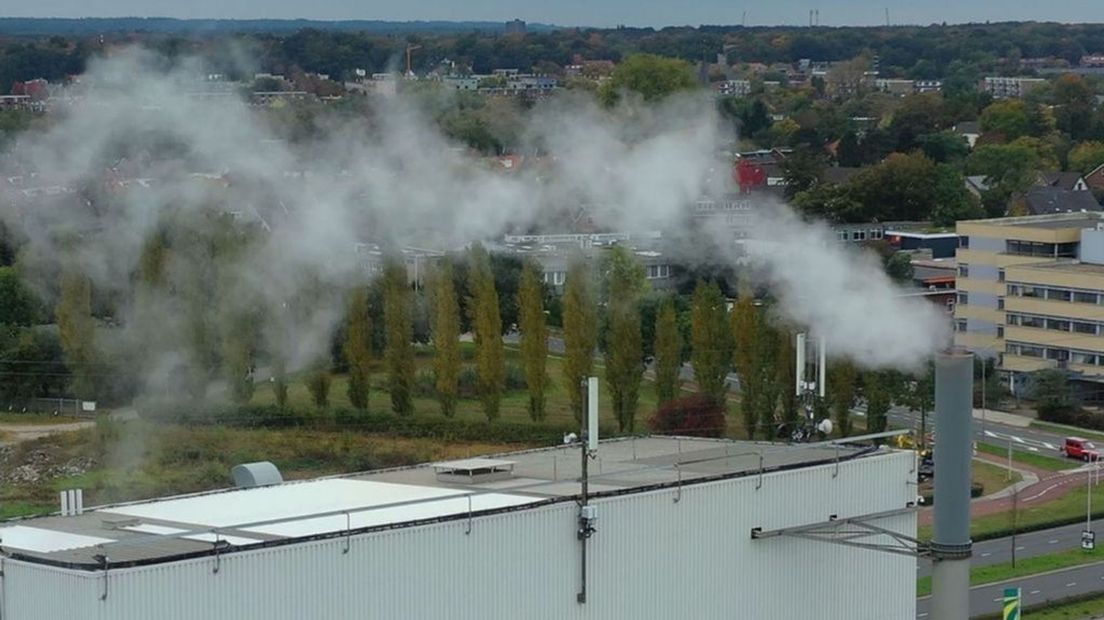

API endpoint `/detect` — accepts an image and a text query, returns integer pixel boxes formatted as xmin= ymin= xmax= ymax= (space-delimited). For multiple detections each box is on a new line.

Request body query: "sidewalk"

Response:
xmin=973 ymin=408 xmax=1032 ymax=428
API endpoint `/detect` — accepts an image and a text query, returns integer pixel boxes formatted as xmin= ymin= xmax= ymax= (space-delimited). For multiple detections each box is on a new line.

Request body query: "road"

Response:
xmin=917 ymin=519 xmax=1104 ymax=579
xmin=917 ymin=560 xmax=1104 ymax=618
xmin=883 ymin=404 xmax=1075 ymax=459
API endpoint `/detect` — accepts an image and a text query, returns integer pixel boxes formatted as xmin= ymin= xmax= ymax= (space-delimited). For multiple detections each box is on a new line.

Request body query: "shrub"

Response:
xmin=647 ymin=394 xmax=726 ymax=438
xmin=504 ymin=363 xmax=527 ymax=391
xmin=414 ymin=369 xmax=437 ymax=398
xmin=458 ymin=366 xmax=478 ymax=399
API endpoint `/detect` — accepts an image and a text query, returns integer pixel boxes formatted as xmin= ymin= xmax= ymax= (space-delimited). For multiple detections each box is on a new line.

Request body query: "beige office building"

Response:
xmin=955 ymin=213 xmax=1104 ymax=394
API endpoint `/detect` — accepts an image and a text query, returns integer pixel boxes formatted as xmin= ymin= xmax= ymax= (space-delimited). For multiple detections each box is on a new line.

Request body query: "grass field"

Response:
xmin=920 ymin=483 xmax=1104 ymax=542
xmin=917 ymin=546 xmax=1104 ymax=596
xmin=976 ymin=441 xmax=1072 ymax=472
xmin=0 ymin=413 xmax=86 ymax=425
xmin=973 ymin=460 xmax=1023 ymax=494
xmin=1032 ymin=421 xmax=1104 ymax=442
xmin=975 ymin=592 xmax=1104 ymax=620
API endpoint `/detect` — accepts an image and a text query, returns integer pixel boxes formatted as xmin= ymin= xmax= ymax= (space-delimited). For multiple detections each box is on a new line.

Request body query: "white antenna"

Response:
xmin=818 ymin=335 xmax=827 ymax=398
xmin=795 ymin=333 xmax=807 ymax=396
xmin=587 ymin=376 xmax=599 ymax=452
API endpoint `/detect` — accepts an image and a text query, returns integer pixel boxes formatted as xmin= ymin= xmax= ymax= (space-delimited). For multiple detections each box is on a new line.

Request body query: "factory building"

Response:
xmin=0 ymin=436 xmax=917 ymax=619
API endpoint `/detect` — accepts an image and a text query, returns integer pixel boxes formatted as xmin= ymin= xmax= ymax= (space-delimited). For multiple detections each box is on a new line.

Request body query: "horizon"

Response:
xmin=3 ymin=1 xmax=1103 ymax=30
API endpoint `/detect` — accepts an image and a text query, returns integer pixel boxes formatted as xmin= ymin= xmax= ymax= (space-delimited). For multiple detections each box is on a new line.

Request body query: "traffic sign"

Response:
xmin=1002 ymin=587 xmax=1021 ymax=620
xmin=1083 ymin=530 xmax=1096 ymax=551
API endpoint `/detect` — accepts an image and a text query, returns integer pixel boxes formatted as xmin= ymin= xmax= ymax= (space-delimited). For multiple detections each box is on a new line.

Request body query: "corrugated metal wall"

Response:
xmin=1 ymin=451 xmax=916 ymax=620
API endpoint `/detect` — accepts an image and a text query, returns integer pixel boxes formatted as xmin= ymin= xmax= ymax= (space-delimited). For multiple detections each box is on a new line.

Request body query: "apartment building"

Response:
xmin=955 ymin=213 xmax=1104 ymax=394
xmin=981 ymin=76 xmax=1047 ymax=99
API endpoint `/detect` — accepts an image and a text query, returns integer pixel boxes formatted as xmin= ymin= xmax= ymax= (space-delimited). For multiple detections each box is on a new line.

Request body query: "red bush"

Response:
xmin=648 ymin=394 xmax=727 ymax=438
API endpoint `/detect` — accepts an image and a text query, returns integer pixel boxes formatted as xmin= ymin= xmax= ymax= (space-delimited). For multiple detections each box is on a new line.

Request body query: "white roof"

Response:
xmin=431 ymin=458 xmax=516 ymax=471
xmin=101 ymin=478 xmax=536 ymax=540
xmin=0 ymin=525 xmax=114 ymax=553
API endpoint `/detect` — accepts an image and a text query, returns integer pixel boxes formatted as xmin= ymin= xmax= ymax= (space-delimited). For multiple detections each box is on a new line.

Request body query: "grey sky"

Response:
xmin=6 ymin=1 xmax=1104 ymax=28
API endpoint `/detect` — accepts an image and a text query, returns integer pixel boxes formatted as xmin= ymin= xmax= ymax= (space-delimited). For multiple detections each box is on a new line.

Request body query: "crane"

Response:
xmin=405 ymin=45 xmax=422 ymax=78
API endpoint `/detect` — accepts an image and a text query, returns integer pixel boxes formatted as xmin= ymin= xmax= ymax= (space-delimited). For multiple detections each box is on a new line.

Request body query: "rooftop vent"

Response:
xmin=231 ymin=462 xmax=283 ymax=488
xmin=431 ymin=458 xmax=516 ymax=484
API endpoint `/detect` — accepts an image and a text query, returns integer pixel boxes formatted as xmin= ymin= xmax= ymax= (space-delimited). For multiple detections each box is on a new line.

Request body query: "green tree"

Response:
xmin=653 ymin=296 xmax=682 ymax=406
xmin=691 ymin=280 xmax=732 ymax=405
xmin=746 ymin=311 xmax=781 ymax=439
xmin=604 ymin=247 xmax=645 ymax=433
xmin=828 ymin=359 xmax=858 ymax=437
xmin=563 ymin=258 xmax=597 ymax=421
xmin=864 ymin=370 xmax=893 ymax=435
xmin=383 ymin=258 xmax=414 ymax=416
xmin=432 ymin=259 xmax=461 ymax=418
xmin=980 ymin=99 xmax=1031 ymax=140
xmin=780 ymin=146 xmax=827 ymax=199
xmin=467 ymin=243 xmax=505 ymax=420
xmin=1052 ymin=74 xmax=1096 ymax=141
xmin=344 ymin=287 xmax=372 ymax=411
xmin=1031 ymin=369 xmax=1077 ymax=421
xmin=221 ymin=312 xmax=255 ymax=404
xmin=884 ymin=252 xmax=914 ymax=284
xmin=599 ymin=53 xmax=696 ymax=106
xmin=517 ymin=261 xmax=547 ymax=421
xmin=1069 ymin=141 xmax=1104 ymax=176
xmin=0 ymin=267 xmax=40 ymax=326
xmin=306 ymin=368 xmax=332 ymax=409
xmin=731 ymin=291 xmax=757 ymax=436
xmin=898 ymin=362 xmax=934 ymax=448
xmin=776 ymin=326 xmax=798 ymax=431
xmin=56 ymin=268 xmax=96 ymax=400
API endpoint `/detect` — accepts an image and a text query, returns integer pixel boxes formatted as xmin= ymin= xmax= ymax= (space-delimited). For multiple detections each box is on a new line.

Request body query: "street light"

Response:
xmin=1085 ymin=454 xmax=1098 ymax=552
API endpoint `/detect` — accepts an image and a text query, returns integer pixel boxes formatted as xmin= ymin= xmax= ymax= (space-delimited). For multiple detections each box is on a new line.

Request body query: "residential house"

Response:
xmin=1036 ymin=171 xmax=1089 ymax=192
xmin=953 ymin=121 xmax=981 ymax=149
xmin=965 ymin=175 xmax=990 ymax=199
xmin=1008 ymin=187 xmax=1101 ymax=216
xmin=1083 ymin=162 xmax=1104 ymax=197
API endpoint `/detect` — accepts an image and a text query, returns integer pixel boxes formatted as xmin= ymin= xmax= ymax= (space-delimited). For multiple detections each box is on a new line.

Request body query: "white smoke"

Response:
xmin=0 ymin=48 xmax=946 ymax=394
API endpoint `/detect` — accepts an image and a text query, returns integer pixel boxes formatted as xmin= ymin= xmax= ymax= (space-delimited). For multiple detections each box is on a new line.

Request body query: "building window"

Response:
xmin=958 ymin=264 xmax=969 ymax=278
xmin=1007 ymin=314 xmax=1020 ymax=326
xmin=955 ymin=319 xmax=967 ymax=332
xmin=646 ymin=265 xmax=670 ymax=279
xmin=957 ymin=292 xmax=969 ymax=305
xmin=1007 ymin=285 xmax=1022 ymax=296
xmin=852 ymin=230 xmax=866 ymax=241
xmin=1021 ymin=315 xmax=1044 ymax=328
xmin=1048 ymin=289 xmax=1072 ymax=302
xmin=997 ymin=325 xmax=1004 ymax=338
xmin=998 ymin=269 xmax=1005 ymax=283
xmin=1046 ymin=318 xmax=1071 ymax=332
xmin=1022 ymin=286 xmax=1042 ymax=298
xmin=837 ymin=230 xmax=848 ymax=242
xmin=1074 ymin=291 xmax=1098 ymax=304
xmin=870 ymin=229 xmax=883 ymax=240
xmin=1074 ymin=322 xmax=1098 ymax=335
xmin=997 ymin=298 xmax=1005 ymax=310
xmin=959 ymin=236 xmax=970 ymax=249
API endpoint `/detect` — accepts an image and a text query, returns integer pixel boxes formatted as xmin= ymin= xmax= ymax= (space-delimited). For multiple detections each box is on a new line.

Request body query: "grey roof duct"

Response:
xmin=231 ymin=462 xmax=284 ymax=488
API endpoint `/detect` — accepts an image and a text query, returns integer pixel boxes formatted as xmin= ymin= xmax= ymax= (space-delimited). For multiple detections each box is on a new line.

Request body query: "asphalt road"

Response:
xmin=885 ymin=405 xmax=1075 ymax=458
xmin=917 ymin=519 xmax=1104 ymax=579
xmin=916 ymin=559 xmax=1104 ymax=618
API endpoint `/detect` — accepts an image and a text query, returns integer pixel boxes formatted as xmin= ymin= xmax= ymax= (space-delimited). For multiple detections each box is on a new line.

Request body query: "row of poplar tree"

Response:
xmin=322 ymin=240 xmax=899 ymax=439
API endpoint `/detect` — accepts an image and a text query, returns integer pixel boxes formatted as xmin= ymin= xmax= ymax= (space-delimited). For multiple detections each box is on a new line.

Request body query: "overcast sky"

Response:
xmin=5 ymin=0 xmax=1104 ymax=27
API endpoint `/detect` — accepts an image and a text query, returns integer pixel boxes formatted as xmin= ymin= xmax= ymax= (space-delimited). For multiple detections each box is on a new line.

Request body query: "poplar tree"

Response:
xmin=653 ymin=296 xmax=682 ymax=406
xmin=56 ymin=268 xmax=96 ymax=401
xmin=731 ymin=290 xmax=757 ymax=436
xmin=383 ymin=258 xmax=414 ymax=416
xmin=829 ymin=360 xmax=858 ymax=437
xmin=432 ymin=259 xmax=461 ymax=417
xmin=517 ymin=261 xmax=548 ymax=421
xmin=563 ymin=257 xmax=597 ymax=422
xmin=690 ymin=280 xmax=731 ymax=405
xmin=344 ymin=287 xmax=372 ymax=411
xmin=604 ymin=247 xmax=645 ymax=432
xmin=865 ymin=370 xmax=893 ymax=436
xmin=467 ymin=244 xmax=505 ymax=420
xmin=776 ymin=326 xmax=799 ymax=431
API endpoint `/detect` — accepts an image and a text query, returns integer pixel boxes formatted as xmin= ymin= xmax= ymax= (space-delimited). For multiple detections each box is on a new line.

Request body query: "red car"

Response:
xmin=1062 ymin=437 xmax=1100 ymax=462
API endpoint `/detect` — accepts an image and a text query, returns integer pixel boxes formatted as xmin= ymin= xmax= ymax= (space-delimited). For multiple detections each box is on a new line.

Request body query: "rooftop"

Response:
xmin=1010 ymin=260 xmax=1104 ymax=275
xmin=0 ymin=436 xmax=882 ymax=570
xmin=965 ymin=212 xmax=1104 ymax=230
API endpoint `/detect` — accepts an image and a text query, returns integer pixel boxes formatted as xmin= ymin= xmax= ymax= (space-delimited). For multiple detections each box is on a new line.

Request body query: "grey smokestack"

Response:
xmin=930 ymin=349 xmax=974 ymax=620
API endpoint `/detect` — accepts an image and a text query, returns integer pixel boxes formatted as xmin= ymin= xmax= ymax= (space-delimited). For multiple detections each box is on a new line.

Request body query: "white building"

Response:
xmin=0 ymin=437 xmax=916 ymax=619
xmin=981 ymin=77 xmax=1047 ymax=99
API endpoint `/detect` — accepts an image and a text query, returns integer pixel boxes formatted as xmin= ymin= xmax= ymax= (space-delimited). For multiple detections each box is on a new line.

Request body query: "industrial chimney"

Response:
xmin=930 ymin=349 xmax=974 ymax=619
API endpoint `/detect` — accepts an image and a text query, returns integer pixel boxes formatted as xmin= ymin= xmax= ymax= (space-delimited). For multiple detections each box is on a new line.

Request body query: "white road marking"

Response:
xmin=1013 ymin=436 xmax=1026 ymax=444
xmin=1045 ymin=443 xmax=1058 ymax=450
xmin=985 ymin=430 xmax=998 ymax=438
xmin=1030 ymin=590 xmax=1041 ymax=595
xmin=917 ymin=614 xmax=928 ymax=618
xmin=981 ymin=552 xmax=991 ymax=557
xmin=1017 ymin=546 xmax=1026 ymax=551
xmin=1028 ymin=446 xmax=1039 ymax=452
xmin=1049 ymin=540 xmax=1059 ymax=544
xmin=1067 ymin=582 xmax=1077 ymax=587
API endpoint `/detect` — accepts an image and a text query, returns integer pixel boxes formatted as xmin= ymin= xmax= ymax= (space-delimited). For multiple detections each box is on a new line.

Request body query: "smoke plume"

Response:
xmin=0 ymin=48 xmax=947 ymax=401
